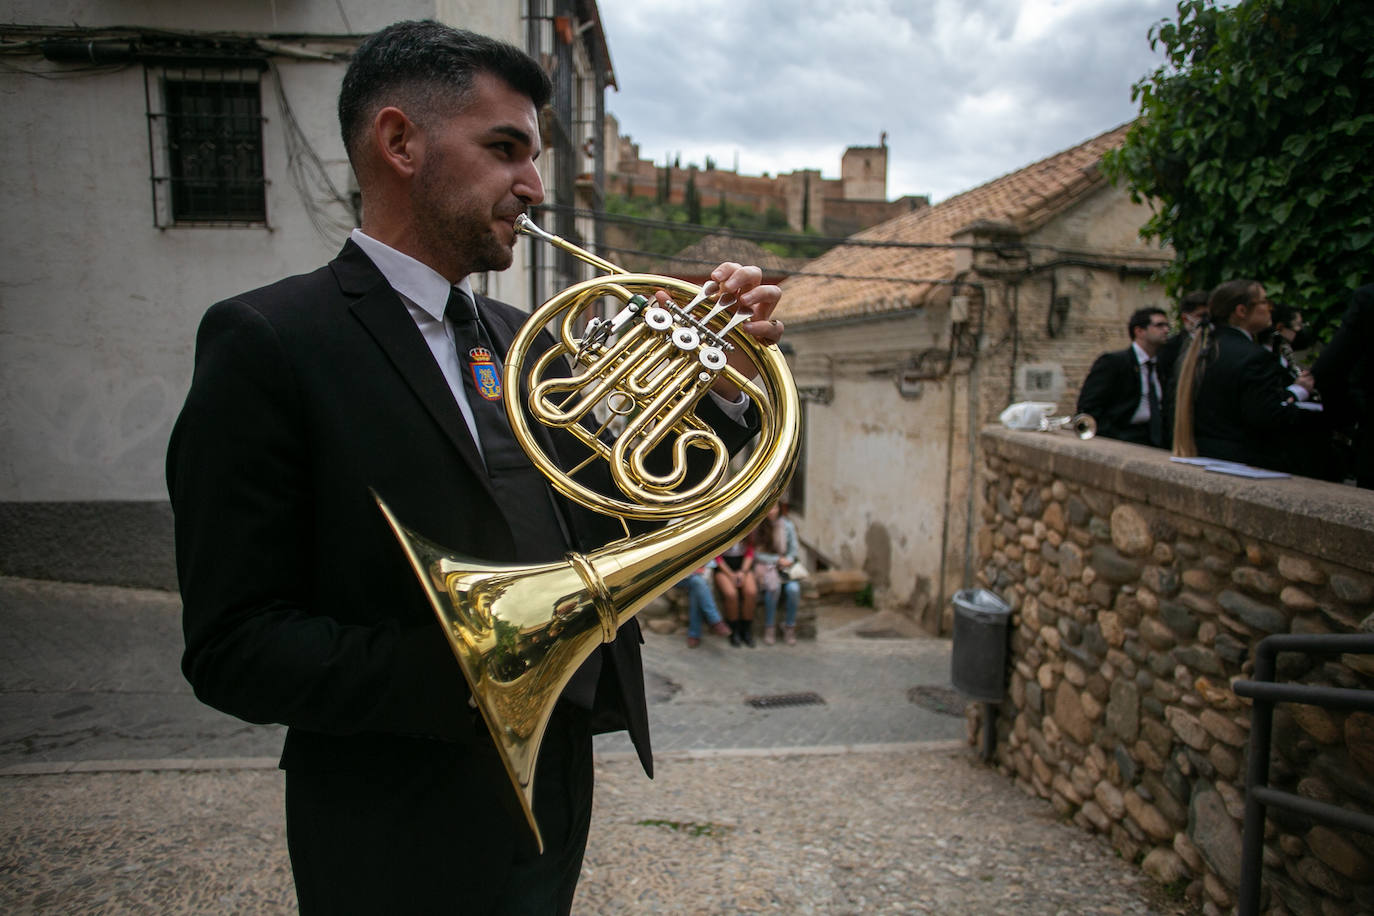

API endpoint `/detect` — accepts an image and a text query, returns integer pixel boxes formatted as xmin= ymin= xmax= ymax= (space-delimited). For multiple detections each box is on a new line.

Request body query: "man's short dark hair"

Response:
xmin=1180 ymin=290 xmax=1209 ymax=316
xmin=338 ymin=20 xmax=553 ymax=166
xmin=1128 ymin=307 xmax=1167 ymax=339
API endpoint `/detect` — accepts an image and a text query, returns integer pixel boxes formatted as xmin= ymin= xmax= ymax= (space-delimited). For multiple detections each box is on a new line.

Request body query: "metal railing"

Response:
xmin=1231 ymin=633 xmax=1374 ymax=916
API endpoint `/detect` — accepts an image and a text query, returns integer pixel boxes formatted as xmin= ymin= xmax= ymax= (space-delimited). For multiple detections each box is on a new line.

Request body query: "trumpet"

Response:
xmin=376 ymin=215 xmax=800 ymax=851
xmin=1038 ymin=413 xmax=1097 ymax=439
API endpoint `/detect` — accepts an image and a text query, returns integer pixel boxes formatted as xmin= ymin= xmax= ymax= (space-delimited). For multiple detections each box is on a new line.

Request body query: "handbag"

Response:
xmin=783 ymin=561 xmax=810 ymax=582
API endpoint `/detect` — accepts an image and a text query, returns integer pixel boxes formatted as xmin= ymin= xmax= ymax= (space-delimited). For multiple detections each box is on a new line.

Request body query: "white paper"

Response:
xmin=1204 ymin=465 xmax=1291 ymax=479
xmin=1171 ymin=455 xmax=1291 ymax=478
xmin=1170 ymin=457 xmax=1250 ymax=469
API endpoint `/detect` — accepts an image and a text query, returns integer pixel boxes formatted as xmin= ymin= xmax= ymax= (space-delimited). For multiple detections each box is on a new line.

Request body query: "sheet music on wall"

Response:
xmin=1169 ymin=456 xmax=1291 ymax=479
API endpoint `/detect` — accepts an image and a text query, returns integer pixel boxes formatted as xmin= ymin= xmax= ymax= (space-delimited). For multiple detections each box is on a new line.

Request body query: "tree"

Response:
xmin=1103 ymin=0 xmax=1374 ymax=333
xmin=602 ymin=193 xmax=831 ymax=262
xmin=685 ymin=168 xmax=701 ymax=224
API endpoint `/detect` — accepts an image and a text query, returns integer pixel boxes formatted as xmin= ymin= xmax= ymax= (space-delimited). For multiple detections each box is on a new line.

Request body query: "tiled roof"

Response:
xmin=779 ymin=124 xmax=1132 ymax=325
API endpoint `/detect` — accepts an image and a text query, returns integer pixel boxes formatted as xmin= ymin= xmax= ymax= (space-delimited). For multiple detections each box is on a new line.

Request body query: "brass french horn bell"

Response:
xmin=375 ymin=215 xmax=800 ymax=851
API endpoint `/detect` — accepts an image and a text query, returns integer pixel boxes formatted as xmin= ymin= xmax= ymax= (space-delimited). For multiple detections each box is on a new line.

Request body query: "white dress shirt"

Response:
xmin=350 ymin=229 xmax=490 ymax=450
xmin=1129 ymin=342 xmax=1161 ymax=426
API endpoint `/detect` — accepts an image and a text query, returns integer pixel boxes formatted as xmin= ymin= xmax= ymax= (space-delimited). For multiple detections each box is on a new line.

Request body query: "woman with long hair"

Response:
xmin=1171 ymin=279 xmax=1323 ymax=471
xmin=753 ymin=501 xmax=803 ymax=645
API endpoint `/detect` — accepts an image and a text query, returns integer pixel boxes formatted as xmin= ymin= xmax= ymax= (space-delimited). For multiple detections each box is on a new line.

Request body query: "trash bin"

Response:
xmin=950 ymin=588 xmax=1011 ymax=702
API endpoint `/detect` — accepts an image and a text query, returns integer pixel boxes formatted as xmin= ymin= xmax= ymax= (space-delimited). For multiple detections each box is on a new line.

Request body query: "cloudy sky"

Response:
xmin=598 ymin=0 xmax=1179 ymax=204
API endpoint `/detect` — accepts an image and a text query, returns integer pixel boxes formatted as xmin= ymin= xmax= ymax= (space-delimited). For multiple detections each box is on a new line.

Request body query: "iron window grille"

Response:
xmin=145 ymin=62 xmax=268 ymax=227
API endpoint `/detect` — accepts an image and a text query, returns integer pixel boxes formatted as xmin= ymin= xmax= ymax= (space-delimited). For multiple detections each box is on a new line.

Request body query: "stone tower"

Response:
xmin=841 ymin=140 xmax=888 ymax=202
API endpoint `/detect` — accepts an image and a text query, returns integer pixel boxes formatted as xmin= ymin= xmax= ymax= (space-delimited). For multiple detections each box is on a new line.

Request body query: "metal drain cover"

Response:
xmin=907 ymin=685 xmax=966 ymax=716
xmin=746 ymin=691 xmax=826 ymax=709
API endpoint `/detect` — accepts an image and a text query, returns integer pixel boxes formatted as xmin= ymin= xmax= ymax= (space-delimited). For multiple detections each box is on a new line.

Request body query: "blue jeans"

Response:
xmin=681 ymin=573 xmax=723 ymax=638
xmin=763 ymin=579 xmax=802 ymax=628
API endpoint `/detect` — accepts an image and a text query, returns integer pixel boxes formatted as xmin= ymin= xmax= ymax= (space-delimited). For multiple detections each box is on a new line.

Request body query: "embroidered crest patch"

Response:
xmin=467 ymin=347 xmax=502 ymax=400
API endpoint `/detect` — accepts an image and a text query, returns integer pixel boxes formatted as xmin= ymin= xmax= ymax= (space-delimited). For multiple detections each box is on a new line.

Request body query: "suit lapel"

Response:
xmin=333 ymin=243 xmax=497 ymax=499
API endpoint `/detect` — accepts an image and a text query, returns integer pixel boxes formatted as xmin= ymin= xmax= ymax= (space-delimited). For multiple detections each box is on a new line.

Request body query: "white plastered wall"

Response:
xmin=0 ymin=0 xmax=539 ymax=503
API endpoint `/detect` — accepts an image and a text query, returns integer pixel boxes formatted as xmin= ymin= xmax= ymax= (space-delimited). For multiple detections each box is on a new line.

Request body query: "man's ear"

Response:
xmin=373 ymin=106 xmax=421 ymax=179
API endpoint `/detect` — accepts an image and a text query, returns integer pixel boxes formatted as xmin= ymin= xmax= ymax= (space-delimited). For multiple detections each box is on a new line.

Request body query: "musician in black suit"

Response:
xmin=1313 ymin=284 xmax=1374 ymax=487
xmin=1076 ymin=307 xmax=1172 ymax=446
xmin=1156 ymin=289 xmax=1210 ymax=387
xmin=1172 ymin=279 xmax=1323 ymax=472
xmin=166 ymin=21 xmax=783 ymax=915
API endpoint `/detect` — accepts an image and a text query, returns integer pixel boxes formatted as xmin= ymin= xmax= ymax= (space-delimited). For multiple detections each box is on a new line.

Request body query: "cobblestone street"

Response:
xmin=0 ymin=577 xmax=1189 ymax=913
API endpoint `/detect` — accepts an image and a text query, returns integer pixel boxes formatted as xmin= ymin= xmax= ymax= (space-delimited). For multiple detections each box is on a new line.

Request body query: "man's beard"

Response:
xmin=413 ymin=162 xmax=515 ymax=277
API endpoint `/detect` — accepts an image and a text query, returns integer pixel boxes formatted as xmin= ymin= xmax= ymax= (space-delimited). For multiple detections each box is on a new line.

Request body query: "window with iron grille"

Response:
xmin=146 ymin=63 xmax=268 ymax=226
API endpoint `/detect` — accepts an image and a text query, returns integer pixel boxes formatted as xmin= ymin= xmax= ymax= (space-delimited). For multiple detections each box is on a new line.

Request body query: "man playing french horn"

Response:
xmin=167 ymin=19 xmax=786 ymax=916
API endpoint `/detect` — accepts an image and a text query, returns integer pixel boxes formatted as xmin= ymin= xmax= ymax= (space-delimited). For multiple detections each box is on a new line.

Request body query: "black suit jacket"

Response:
xmin=1313 ymin=284 xmax=1374 ymax=486
xmin=167 ymin=242 xmax=756 ymax=853
xmin=1077 ymin=346 xmax=1154 ymax=443
xmin=1192 ymin=326 xmax=1325 ymax=471
xmin=1156 ymin=331 xmax=1189 ymax=388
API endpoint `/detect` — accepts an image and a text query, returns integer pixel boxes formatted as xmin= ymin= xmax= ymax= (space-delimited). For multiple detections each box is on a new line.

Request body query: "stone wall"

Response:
xmin=970 ymin=427 xmax=1374 ymax=915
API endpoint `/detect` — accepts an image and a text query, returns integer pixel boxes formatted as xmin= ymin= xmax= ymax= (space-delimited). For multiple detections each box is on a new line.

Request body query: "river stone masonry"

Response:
xmin=968 ymin=428 xmax=1374 ymax=916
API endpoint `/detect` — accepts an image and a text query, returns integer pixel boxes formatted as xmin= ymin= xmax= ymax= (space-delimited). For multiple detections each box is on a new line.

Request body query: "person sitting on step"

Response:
xmin=679 ymin=562 xmax=730 ymax=648
xmin=714 ymin=538 xmax=757 ymax=647
xmin=753 ymin=502 xmax=802 ymax=645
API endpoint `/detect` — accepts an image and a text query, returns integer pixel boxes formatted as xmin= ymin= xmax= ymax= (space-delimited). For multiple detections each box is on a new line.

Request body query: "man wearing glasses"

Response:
xmin=1077 ymin=307 xmax=1173 ymax=447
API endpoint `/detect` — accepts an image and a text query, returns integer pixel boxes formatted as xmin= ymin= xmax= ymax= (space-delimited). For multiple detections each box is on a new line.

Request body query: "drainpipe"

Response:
xmin=936 ymin=342 xmax=957 ymax=638
xmin=963 ymin=359 xmax=981 ymax=592
xmin=935 ymin=277 xmax=972 ymax=637
xmin=1007 ymin=282 xmax=1020 ymax=419
xmin=961 ymin=279 xmax=988 ymax=594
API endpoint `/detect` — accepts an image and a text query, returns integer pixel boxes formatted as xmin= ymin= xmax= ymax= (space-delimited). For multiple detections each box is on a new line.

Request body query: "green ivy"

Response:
xmin=1102 ymin=0 xmax=1374 ymax=334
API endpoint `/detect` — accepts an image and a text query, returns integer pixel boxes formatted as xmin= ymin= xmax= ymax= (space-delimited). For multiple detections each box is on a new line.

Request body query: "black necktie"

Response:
xmin=1146 ymin=358 xmax=1163 ymax=447
xmin=444 ymin=288 xmax=602 ymax=708
xmin=444 ymin=288 xmax=527 ymax=471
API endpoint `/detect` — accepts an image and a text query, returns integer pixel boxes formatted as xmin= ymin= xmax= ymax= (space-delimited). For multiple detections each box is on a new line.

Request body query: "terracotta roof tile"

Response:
xmin=779 ymin=124 xmax=1132 ymax=325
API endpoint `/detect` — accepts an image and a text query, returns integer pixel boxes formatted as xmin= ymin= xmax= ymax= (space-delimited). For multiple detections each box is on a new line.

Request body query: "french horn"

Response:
xmin=374 ymin=215 xmax=800 ymax=851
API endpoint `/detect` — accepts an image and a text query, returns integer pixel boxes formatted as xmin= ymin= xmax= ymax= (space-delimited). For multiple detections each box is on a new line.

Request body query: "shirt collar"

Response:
xmin=350 ymin=228 xmax=473 ymax=319
xmin=1130 ymin=341 xmax=1152 ymax=365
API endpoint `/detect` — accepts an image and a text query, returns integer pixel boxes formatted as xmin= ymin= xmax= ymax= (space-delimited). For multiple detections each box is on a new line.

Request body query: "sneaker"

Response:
xmin=710 ymin=621 xmax=731 ymax=637
xmin=686 ymin=636 xmax=701 ymax=648
xmin=763 ymin=626 xmax=776 ymax=646
xmin=740 ymin=627 xmax=755 ymax=648
xmin=784 ymin=626 xmax=797 ymax=646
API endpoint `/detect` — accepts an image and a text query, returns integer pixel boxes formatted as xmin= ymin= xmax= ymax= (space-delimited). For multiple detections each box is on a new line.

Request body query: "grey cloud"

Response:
xmin=600 ymin=0 xmax=1174 ymax=200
